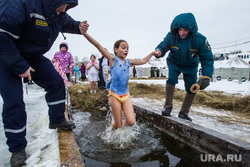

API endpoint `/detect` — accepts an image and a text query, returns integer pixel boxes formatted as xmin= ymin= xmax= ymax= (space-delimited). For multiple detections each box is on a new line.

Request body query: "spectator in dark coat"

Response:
xmin=80 ymin=63 xmax=86 ymax=80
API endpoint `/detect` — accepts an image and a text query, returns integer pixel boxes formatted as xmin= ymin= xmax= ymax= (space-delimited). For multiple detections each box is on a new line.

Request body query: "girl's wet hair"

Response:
xmin=113 ymin=39 xmax=127 ymax=55
xmin=90 ymin=55 xmax=96 ymax=59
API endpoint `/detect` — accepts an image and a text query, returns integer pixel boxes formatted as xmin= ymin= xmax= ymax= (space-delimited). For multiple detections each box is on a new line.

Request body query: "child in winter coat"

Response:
xmin=53 ymin=42 xmax=75 ymax=81
xmin=74 ymin=65 xmax=80 ymax=81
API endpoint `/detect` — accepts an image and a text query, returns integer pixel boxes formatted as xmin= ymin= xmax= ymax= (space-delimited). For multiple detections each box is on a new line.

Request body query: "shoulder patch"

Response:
xmin=205 ymin=39 xmax=211 ymax=51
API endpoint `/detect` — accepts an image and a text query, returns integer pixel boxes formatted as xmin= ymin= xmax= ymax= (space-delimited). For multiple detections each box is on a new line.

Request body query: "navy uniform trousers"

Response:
xmin=0 ymin=55 xmax=66 ymax=152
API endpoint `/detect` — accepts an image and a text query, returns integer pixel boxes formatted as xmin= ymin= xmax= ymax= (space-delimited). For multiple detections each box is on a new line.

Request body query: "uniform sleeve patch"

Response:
xmin=205 ymin=39 xmax=211 ymax=51
xmin=36 ymin=19 xmax=48 ymax=27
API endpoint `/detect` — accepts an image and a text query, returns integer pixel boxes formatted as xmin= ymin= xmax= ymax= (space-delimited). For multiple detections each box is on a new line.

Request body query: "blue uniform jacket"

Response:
xmin=0 ymin=0 xmax=81 ymax=76
xmin=156 ymin=13 xmax=214 ymax=78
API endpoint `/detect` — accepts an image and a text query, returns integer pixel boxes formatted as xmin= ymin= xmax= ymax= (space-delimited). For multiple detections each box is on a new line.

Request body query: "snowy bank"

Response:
xmin=130 ymin=79 xmax=250 ymax=143
xmin=129 ymin=79 xmax=250 ymax=97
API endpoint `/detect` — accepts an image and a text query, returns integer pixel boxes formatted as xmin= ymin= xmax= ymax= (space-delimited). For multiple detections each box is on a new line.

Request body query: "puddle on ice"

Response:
xmin=72 ymin=110 xmax=242 ymax=167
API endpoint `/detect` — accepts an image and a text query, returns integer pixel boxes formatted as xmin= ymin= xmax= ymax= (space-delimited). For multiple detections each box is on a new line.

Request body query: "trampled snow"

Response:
xmin=0 ymin=79 xmax=250 ymax=166
xmin=0 ymin=84 xmax=60 ymax=167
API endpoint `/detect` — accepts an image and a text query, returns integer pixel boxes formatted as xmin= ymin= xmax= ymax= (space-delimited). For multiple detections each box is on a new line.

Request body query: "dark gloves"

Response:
xmin=197 ymin=76 xmax=210 ymax=90
xmin=190 ymin=76 xmax=211 ymax=93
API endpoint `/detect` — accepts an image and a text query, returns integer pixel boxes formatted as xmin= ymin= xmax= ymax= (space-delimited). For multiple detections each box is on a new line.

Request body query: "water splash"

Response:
xmin=100 ymin=123 xmax=141 ymax=149
xmin=73 ymin=111 xmax=164 ymax=163
xmin=99 ymin=110 xmax=141 ymax=149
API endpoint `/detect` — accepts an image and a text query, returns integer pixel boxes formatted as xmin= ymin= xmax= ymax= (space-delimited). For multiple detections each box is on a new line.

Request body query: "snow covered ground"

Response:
xmin=130 ymin=79 xmax=250 ymax=143
xmin=130 ymin=80 xmax=250 ymax=143
xmin=130 ymin=79 xmax=250 ymax=97
xmin=0 ymin=84 xmax=60 ymax=167
xmin=0 ymin=79 xmax=249 ymax=166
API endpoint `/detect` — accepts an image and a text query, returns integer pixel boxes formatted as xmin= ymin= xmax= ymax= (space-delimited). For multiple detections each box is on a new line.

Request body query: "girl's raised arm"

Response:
xmin=80 ymin=21 xmax=114 ymax=65
xmin=130 ymin=51 xmax=159 ymax=66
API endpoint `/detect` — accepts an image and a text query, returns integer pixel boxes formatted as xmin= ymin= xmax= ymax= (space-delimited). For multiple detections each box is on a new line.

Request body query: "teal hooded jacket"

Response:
xmin=156 ymin=13 xmax=214 ymax=78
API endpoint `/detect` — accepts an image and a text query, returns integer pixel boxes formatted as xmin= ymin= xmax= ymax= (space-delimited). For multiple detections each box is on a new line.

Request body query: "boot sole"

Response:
xmin=178 ymin=115 xmax=192 ymax=122
xmin=162 ymin=113 xmax=171 ymax=116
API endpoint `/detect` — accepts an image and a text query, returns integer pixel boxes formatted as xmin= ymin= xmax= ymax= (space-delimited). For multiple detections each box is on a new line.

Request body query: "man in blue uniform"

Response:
xmin=155 ymin=13 xmax=214 ymax=121
xmin=0 ymin=0 xmax=85 ymax=166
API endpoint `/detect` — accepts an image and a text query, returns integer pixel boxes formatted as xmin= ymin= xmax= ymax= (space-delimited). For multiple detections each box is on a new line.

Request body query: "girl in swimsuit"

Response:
xmin=80 ymin=21 xmax=159 ymax=129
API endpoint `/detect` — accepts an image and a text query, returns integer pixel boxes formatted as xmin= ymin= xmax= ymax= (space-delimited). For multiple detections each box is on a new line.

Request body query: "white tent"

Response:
xmin=129 ymin=58 xmax=168 ymax=78
xmin=214 ymin=56 xmax=250 ymax=81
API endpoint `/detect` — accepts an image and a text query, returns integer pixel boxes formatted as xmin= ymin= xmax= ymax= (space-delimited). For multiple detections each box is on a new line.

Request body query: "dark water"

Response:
xmin=73 ymin=111 xmax=242 ymax=167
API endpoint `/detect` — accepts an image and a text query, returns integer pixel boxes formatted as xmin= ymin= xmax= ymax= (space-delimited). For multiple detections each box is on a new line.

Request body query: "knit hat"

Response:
xmin=59 ymin=42 xmax=68 ymax=50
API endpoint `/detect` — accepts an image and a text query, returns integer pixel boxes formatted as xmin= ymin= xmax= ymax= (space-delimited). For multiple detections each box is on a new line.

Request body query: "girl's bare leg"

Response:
xmin=122 ymin=96 xmax=135 ymax=126
xmin=93 ymin=81 xmax=97 ymax=93
xmin=89 ymin=81 xmax=95 ymax=93
xmin=109 ymin=96 xmax=123 ymax=129
xmin=89 ymin=82 xmax=91 ymax=92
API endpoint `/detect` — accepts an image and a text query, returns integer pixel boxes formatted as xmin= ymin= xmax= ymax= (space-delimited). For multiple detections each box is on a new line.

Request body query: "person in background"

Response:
xmin=156 ymin=68 xmax=160 ymax=77
xmin=150 ymin=67 xmax=155 ymax=78
xmin=87 ymin=55 xmax=99 ymax=93
xmin=98 ymin=54 xmax=109 ymax=89
xmin=80 ymin=21 xmax=159 ymax=130
xmin=80 ymin=63 xmax=86 ymax=80
xmin=133 ymin=66 xmax=137 ymax=77
xmin=52 ymin=56 xmax=70 ymax=88
xmin=155 ymin=13 xmax=214 ymax=121
xmin=0 ymin=0 xmax=86 ymax=166
xmin=74 ymin=64 xmax=80 ymax=82
xmin=53 ymin=42 xmax=74 ymax=81
xmin=160 ymin=67 xmax=165 ymax=77
xmin=198 ymin=67 xmax=202 ymax=78
xmin=138 ymin=66 xmax=143 ymax=77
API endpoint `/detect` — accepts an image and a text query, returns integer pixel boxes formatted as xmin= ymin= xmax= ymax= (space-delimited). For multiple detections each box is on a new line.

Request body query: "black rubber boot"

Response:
xmin=178 ymin=112 xmax=192 ymax=121
xmin=49 ymin=120 xmax=76 ymax=130
xmin=162 ymin=84 xmax=175 ymax=116
xmin=162 ymin=107 xmax=172 ymax=116
xmin=10 ymin=149 xmax=26 ymax=167
xmin=178 ymin=93 xmax=195 ymax=122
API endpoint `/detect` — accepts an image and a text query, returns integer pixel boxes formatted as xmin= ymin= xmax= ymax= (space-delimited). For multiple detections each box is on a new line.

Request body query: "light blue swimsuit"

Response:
xmin=107 ymin=56 xmax=130 ymax=95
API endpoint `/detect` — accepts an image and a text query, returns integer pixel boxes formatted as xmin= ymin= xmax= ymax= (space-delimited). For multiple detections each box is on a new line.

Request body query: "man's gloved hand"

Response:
xmin=190 ymin=76 xmax=211 ymax=93
xmin=197 ymin=76 xmax=211 ymax=90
